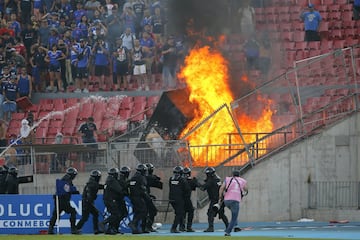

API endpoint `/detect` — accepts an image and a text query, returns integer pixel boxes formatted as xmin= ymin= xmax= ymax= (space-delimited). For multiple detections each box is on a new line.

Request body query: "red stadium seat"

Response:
xmin=333 ymin=40 xmax=345 ymax=49
xmin=342 ymin=20 xmax=355 ymax=29
xmin=316 ymin=5 xmax=328 ymax=13
xmin=119 ymin=109 xmax=132 ymax=120
xmin=296 ymin=0 xmax=308 ymax=7
xmin=289 ymin=6 xmax=301 ymax=15
xmin=295 ymin=41 xmax=308 ymax=51
xmin=53 ymin=99 xmax=66 ymax=111
xmin=344 ymin=29 xmax=356 ymax=38
xmin=78 ymin=103 xmax=94 ymax=120
xmin=283 ymin=41 xmax=295 ymax=50
xmin=293 ymin=31 xmax=305 ymax=42
xmin=11 ymin=112 xmax=26 ymax=121
xmin=330 ymin=29 xmax=343 ymax=39
xmin=336 ymin=0 xmax=348 ymax=4
xmin=330 ymin=21 xmax=342 ymax=30
xmin=308 ymin=41 xmax=320 ymax=50
xmin=341 ymin=11 xmax=353 ymax=21
xmin=281 ymin=32 xmax=293 ymax=41
xmin=119 ymin=96 xmax=134 ymax=110
xmin=328 ymin=12 xmax=341 ymax=20
xmin=279 ymin=23 xmax=292 ymax=32
xmin=322 ymin=0 xmax=334 ymax=4
xmin=340 ymin=4 xmax=353 ymax=12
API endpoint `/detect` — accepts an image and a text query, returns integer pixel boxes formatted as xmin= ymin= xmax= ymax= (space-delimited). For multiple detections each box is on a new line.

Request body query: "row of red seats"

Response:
xmin=265 ymin=0 xmax=349 ymax=7
xmin=6 ymin=95 xmax=161 ymax=142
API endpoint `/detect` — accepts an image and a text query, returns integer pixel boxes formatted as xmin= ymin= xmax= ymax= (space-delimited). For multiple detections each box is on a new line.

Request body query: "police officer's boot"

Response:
xmin=204 ymin=225 xmax=214 ymax=232
xmin=48 ymin=226 xmax=54 ymax=235
xmin=186 ymin=223 xmax=195 ymax=232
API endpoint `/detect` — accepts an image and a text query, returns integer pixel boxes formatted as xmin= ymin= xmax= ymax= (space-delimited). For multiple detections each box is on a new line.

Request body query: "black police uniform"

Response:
xmin=76 ymin=170 xmax=104 ymax=234
xmin=0 ymin=166 xmax=8 ymax=194
xmin=103 ymin=168 xmax=125 ymax=234
xmin=5 ymin=167 xmax=19 ymax=194
xmin=128 ymin=166 xmax=148 ymax=234
xmin=144 ymin=163 xmax=163 ymax=231
xmin=48 ymin=168 xmax=80 ymax=234
xmin=118 ymin=168 xmax=130 ymax=221
xmin=202 ymin=169 xmax=229 ymax=232
xmin=181 ymin=168 xmax=201 ymax=232
xmin=168 ymin=166 xmax=190 ymax=233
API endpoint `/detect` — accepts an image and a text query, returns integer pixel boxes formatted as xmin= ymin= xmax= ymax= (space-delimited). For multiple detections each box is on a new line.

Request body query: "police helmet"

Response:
xmin=8 ymin=166 xmax=18 ymax=176
xmin=90 ymin=169 xmax=102 ymax=181
xmin=66 ymin=167 xmax=78 ymax=179
xmin=205 ymin=167 xmax=215 ymax=175
xmin=145 ymin=163 xmax=154 ymax=174
xmin=232 ymin=169 xmax=240 ymax=177
xmin=183 ymin=167 xmax=191 ymax=175
xmin=108 ymin=167 xmax=119 ymax=177
xmin=120 ymin=166 xmax=131 ymax=178
xmin=136 ymin=164 xmax=147 ymax=175
xmin=173 ymin=166 xmax=184 ymax=174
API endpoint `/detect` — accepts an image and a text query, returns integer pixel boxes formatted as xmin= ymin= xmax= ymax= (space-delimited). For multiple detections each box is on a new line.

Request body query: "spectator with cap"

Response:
xmin=300 ymin=3 xmax=322 ymax=42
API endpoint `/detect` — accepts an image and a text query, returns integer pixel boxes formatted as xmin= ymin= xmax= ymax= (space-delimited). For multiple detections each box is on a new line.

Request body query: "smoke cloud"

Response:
xmin=167 ymin=0 xmax=228 ymax=37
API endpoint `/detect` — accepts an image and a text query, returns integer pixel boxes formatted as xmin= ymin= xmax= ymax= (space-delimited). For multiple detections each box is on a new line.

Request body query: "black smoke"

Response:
xmin=167 ymin=0 xmax=229 ymax=38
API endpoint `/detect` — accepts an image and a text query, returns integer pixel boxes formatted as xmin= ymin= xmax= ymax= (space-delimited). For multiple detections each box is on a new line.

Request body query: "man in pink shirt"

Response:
xmin=219 ymin=170 xmax=248 ymax=236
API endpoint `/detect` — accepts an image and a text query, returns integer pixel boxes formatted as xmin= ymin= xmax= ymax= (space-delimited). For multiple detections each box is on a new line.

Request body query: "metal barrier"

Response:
xmin=308 ymin=182 xmax=360 ymax=209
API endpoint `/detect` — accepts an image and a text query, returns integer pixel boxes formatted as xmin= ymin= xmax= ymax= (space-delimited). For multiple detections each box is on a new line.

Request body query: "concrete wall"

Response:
xmin=197 ymin=112 xmax=360 ymax=223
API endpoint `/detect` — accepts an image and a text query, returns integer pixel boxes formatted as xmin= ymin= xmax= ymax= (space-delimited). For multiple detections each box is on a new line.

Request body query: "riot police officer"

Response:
xmin=118 ymin=166 xmax=131 ymax=224
xmin=0 ymin=166 xmax=8 ymax=194
xmin=201 ymin=167 xmax=229 ymax=232
xmin=144 ymin=163 xmax=163 ymax=232
xmin=5 ymin=166 xmax=18 ymax=194
xmin=128 ymin=164 xmax=148 ymax=234
xmin=103 ymin=168 xmax=125 ymax=235
xmin=76 ymin=170 xmax=104 ymax=234
xmin=169 ymin=166 xmax=190 ymax=233
xmin=48 ymin=167 xmax=80 ymax=235
xmin=180 ymin=167 xmax=201 ymax=232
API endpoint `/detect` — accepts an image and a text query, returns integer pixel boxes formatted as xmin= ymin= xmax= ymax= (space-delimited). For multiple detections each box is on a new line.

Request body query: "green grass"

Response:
xmin=0 ymin=236 xmax=334 ymax=240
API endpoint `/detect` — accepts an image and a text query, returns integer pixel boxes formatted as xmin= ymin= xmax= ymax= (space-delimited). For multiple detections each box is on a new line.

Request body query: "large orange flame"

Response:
xmin=178 ymin=43 xmax=274 ymax=167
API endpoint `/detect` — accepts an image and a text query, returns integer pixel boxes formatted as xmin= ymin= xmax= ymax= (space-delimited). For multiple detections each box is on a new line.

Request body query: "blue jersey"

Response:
xmin=9 ymin=21 xmax=21 ymax=36
xmin=3 ymin=81 xmax=18 ymax=101
xmin=77 ymin=45 xmax=91 ymax=68
xmin=17 ymin=75 xmax=30 ymax=95
xmin=355 ymin=0 xmax=360 ymax=6
xmin=301 ymin=11 xmax=322 ymax=31
xmin=33 ymin=0 xmax=42 ymax=9
xmin=94 ymin=44 xmax=109 ymax=66
xmin=73 ymin=10 xmax=86 ymax=24
xmin=47 ymin=50 xmax=62 ymax=66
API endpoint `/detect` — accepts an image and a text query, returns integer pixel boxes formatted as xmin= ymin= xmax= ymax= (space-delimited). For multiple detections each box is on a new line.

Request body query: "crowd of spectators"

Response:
xmin=0 ymin=0 xmax=186 ymax=98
